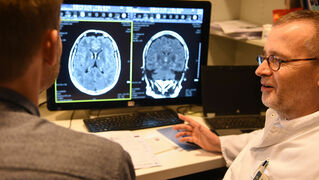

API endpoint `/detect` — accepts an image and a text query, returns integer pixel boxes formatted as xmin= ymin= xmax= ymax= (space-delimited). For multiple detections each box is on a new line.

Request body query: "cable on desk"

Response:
xmin=96 ymin=108 xmax=102 ymax=117
xmin=176 ymin=105 xmax=187 ymax=115
xmin=69 ymin=110 xmax=75 ymax=129
xmin=176 ymin=105 xmax=202 ymax=115
xmin=38 ymin=101 xmax=47 ymax=108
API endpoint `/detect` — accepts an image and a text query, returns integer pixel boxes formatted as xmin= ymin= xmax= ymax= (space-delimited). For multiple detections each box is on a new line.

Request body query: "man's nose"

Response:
xmin=255 ymin=60 xmax=272 ymax=77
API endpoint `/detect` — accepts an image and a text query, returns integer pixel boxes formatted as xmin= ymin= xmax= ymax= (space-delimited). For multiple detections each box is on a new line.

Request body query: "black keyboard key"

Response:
xmin=83 ymin=109 xmax=183 ymax=132
xmin=205 ymin=115 xmax=265 ymax=130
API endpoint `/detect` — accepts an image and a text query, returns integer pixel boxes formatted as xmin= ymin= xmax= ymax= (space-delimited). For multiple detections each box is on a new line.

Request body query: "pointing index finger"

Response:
xmin=178 ymin=114 xmax=199 ymax=128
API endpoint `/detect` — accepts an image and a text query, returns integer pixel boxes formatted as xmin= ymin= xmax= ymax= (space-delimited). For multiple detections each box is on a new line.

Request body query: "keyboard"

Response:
xmin=204 ymin=115 xmax=265 ymax=130
xmin=83 ymin=109 xmax=183 ymax=132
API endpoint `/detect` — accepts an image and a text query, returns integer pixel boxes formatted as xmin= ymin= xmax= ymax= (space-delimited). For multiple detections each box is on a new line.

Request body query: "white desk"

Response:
xmin=39 ymin=107 xmax=226 ymax=180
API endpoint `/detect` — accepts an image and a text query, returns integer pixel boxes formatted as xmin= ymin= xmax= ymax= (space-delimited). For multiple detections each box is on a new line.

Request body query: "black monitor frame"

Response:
xmin=47 ymin=0 xmax=211 ymax=111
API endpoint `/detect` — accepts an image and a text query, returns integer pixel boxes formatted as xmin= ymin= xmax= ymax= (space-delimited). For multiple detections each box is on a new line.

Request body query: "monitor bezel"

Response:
xmin=47 ymin=0 xmax=211 ymax=111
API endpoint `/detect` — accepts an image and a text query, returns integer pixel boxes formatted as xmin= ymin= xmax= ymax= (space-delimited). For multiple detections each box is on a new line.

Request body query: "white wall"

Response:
xmin=207 ymin=0 xmax=286 ymax=65
xmin=240 ymin=0 xmax=286 ymax=25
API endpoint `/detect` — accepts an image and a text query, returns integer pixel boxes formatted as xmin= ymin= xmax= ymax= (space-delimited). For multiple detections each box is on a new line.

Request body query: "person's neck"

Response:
xmin=276 ymin=107 xmax=319 ymax=120
xmin=0 ymin=81 xmax=40 ymax=106
xmin=0 ymin=61 xmax=42 ymax=105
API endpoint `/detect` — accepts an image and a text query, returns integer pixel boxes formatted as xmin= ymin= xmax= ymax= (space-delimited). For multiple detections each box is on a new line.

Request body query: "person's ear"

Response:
xmin=42 ymin=29 xmax=60 ymax=66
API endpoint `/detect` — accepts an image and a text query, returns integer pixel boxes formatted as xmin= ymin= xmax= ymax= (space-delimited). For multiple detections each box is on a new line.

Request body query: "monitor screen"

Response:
xmin=201 ymin=65 xmax=266 ymax=116
xmin=47 ymin=0 xmax=211 ymax=110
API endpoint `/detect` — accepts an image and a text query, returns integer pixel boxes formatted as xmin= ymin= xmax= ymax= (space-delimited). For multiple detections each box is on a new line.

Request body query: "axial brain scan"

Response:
xmin=68 ymin=29 xmax=121 ymax=96
xmin=142 ymin=30 xmax=189 ymax=98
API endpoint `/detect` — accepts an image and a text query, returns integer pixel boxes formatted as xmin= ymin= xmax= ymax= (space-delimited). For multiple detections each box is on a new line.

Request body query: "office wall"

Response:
xmin=207 ymin=0 xmax=286 ymax=65
xmin=240 ymin=0 xmax=286 ymax=25
xmin=210 ymin=0 xmax=241 ymax=21
xmin=208 ymin=0 xmax=285 ymax=24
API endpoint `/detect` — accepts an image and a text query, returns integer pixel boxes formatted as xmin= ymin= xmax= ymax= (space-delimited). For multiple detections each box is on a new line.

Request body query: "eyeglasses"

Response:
xmin=256 ymin=55 xmax=317 ymax=71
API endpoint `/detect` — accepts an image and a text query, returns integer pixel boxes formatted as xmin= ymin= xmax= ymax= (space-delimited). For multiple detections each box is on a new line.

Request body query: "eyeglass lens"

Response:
xmin=257 ymin=55 xmax=280 ymax=71
xmin=268 ymin=56 xmax=280 ymax=70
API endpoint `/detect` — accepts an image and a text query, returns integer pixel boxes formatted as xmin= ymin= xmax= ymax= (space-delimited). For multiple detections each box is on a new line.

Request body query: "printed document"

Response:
xmin=95 ymin=131 xmax=160 ymax=169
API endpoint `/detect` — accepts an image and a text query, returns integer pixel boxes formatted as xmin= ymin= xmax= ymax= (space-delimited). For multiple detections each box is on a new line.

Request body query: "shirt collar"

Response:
xmin=0 ymin=87 xmax=40 ymax=116
xmin=251 ymin=108 xmax=319 ymax=149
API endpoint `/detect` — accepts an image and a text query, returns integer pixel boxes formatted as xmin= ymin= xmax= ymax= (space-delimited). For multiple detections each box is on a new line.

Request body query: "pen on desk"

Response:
xmin=155 ymin=146 xmax=179 ymax=155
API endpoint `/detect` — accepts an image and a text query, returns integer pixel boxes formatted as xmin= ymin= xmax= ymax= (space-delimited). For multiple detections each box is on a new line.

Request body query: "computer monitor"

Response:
xmin=47 ymin=0 xmax=211 ymax=110
xmin=201 ymin=65 xmax=266 ymax=116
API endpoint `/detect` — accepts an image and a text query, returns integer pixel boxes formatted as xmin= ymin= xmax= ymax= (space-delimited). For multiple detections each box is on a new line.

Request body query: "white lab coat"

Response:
xmin=220 ymin=108 xmax=319 ymax=180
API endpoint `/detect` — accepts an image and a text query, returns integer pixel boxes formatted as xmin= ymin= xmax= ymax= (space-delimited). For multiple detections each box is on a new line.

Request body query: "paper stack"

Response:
xmin=211 ymin=20 xmax=263 ymax=40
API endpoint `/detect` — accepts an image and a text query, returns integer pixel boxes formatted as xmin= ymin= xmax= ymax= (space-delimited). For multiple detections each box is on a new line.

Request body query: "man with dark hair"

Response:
xmin=174 ymin=10 xmax=319 ymax=179
xmin=0 ymin=1 xmax=135 ymax=179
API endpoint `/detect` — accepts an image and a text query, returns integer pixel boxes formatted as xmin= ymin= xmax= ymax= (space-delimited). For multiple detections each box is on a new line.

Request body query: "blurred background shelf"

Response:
xmin=210 ymin=31 xmax=265 ymax=47
xmin=206 ymin=0 xmax=286 ymax=65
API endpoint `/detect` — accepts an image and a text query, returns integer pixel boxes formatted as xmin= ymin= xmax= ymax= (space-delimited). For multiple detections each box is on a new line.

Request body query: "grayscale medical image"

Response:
xmin=68 ymin=29 xmax=121 ymax=96
xmin=142 ymin=30 xmax=189 ymax=98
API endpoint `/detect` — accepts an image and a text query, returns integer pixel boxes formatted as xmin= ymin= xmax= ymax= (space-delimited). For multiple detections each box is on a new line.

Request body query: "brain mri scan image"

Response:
xmin=68 ymin=29 xmax=121 ymax=96
xmin=142 ymin=30 xmax=189 ymax=98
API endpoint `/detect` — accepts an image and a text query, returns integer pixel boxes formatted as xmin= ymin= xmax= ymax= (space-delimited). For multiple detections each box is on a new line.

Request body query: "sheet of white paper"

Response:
xmin=95 ymin=131 xmax=161 ymax=169
xmin=143 ymin=133 xmax=179 ymax=154
xmin=211 ymin=20 xmax=262 ymax=34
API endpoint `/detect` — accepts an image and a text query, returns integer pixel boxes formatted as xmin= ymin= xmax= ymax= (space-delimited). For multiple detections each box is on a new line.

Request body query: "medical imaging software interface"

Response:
xmin=55 ymin=3 xmax=205 ymax=103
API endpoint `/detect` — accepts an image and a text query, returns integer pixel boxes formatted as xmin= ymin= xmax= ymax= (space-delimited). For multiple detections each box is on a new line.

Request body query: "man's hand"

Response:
xmin=173 ymin=114 xmax=221 ymax=152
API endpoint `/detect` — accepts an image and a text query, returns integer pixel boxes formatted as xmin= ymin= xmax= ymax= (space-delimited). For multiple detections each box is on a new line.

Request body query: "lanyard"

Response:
xmin=253 ymin=160 xmax=269 ymax=180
